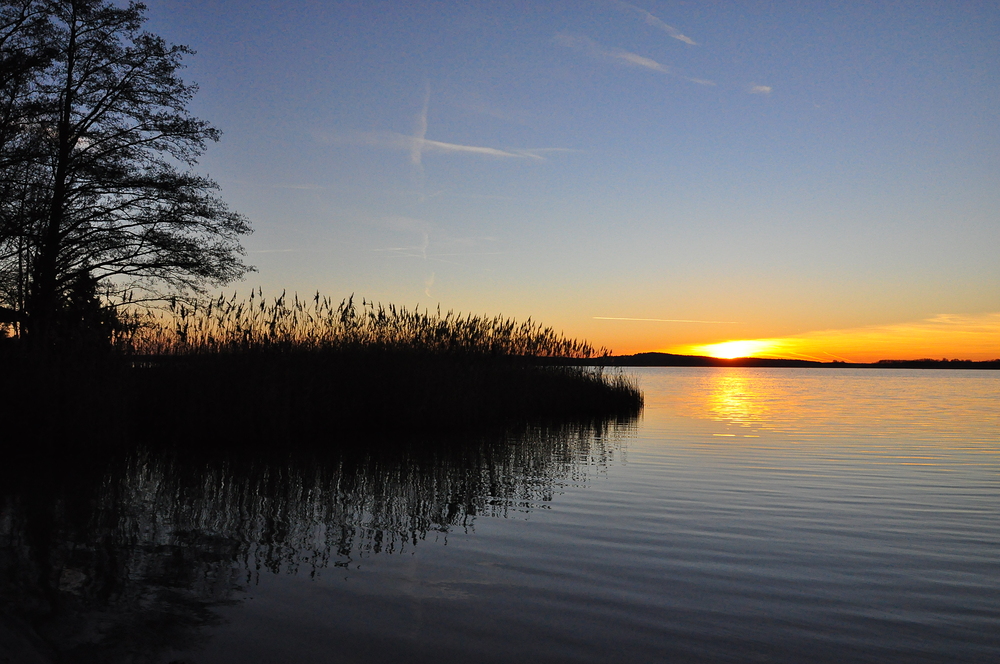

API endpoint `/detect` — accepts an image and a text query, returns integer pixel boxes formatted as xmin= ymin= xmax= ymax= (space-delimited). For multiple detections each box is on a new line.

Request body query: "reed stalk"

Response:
xmin=114 ymin=291 xmax=607 ymax=360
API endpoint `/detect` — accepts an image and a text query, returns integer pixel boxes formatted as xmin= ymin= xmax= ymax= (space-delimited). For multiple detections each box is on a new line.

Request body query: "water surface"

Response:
xmin=2 ymin=368 xmax=998 ymax=662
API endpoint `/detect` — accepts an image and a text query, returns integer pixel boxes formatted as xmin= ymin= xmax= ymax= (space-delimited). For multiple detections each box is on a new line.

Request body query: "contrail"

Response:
xmin=594 ymin=317 xmax=740 ymax=324
xmin=412 ymin=83 xmax=430 ymax=166
xmin=608 ymin=0 xmax=697 ymax=45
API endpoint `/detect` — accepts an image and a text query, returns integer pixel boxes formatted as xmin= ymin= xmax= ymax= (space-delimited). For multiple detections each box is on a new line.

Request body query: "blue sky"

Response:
xmin=144 ymin=0 xmax=1000 ymax=358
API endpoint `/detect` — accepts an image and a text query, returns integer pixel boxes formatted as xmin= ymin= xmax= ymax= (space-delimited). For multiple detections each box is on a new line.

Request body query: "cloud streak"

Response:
xmin=423 ymin=136 xmax=544 ymax=159
xmin=749 ymin=85 xmax=772 ymax=95
xmin=556 ymin=34 xmax=714 ymax=84
xmin=374 ymin=216 xmax=502 ymax=266
xmin=556 ymin=34 xmax=666 ymax=72
xmin=595 ymin=317 xmax=740 ymax=324
xmin=327 ymin=88 xmax=577 ymax=166
xmin=608 ymin=0 xmax=697 ymax=45
xmin=412 ymin=84 xmax=430 ymax=166
xmin=345 ymin=131 xmax=547 ymax=160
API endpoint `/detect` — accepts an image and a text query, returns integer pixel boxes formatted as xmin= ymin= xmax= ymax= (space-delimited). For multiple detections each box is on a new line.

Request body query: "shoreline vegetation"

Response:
xmin=1 ymin=292 xmax=644 ymax=449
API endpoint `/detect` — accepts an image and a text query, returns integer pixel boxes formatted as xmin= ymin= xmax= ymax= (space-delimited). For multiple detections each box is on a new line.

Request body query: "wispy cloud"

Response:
xmin=412 ymin=84 xmax=430 ymax=166
xmin=749 ymin=84 xmax=772 ymax=95
xmin=614 ymin=50 xmax=671 ymax=72
xmin=378 ymin=215 xmax=430 ymax=260
xmin=325 ymin=87 xmax=575 ymax=168
xmin=595 ymin=316 xmax=740 ymax=324
xmin=343 ymin=131 xmax=544 ymax=160
xmin=374 ymin=216 xmax=502 ymax=265
xmin=423 ymin=137 xmax=545 ymax=159
xmin=607 ymin=0 xmax=697 ymax=45
xmin=514 ymin=147 xmax=584 ymax=158
xmin=556 ymin=34 xmax=714 ymax=84
xmin=556 ymin=34 xmax=666 ymax=72
xmin=272 ymin=183 xmax=325 ymax=190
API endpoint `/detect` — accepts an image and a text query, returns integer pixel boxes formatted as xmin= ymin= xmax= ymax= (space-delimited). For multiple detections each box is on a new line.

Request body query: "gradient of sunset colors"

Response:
xmin=679 ymin=313 xmax=1000 ymax=362
xmin=145 ymin=1 xmax=999 ymax=360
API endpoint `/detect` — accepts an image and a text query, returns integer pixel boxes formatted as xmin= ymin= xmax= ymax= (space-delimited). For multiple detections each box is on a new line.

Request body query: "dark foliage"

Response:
xmin=1 ymin=347 xmax=642 ymax=452
xmin=0 ymin=293 xmax=642 ymax=452
xmin=0 ymin=0 xmax=251 ymax=345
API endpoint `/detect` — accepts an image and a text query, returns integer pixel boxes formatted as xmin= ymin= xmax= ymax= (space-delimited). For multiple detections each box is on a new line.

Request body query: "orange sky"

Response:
xmin=664 ymin=313 xmax=1000 ymax=362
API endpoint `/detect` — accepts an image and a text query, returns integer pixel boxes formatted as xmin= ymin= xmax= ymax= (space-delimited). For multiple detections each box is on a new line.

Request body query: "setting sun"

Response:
xmin=692 ymin=340 xmax=778 ymax=359
xmin=657 ymin=313 xmax=1000 ymax=364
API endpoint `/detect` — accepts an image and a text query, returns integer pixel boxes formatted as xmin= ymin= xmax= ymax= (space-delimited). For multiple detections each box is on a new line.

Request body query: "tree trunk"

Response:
xmin=25 ymin=4 xmax=76 ymax=346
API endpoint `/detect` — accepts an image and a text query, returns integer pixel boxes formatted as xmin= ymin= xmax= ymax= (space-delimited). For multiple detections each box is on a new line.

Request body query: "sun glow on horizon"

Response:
xmin=693 ymin=339 xmax=779 ymax=359
xmin=662 ymin=312 xmax=1000 ymax=363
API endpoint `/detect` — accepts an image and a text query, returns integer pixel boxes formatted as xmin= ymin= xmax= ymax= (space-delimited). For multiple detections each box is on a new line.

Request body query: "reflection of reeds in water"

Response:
xmin=0 ymin=423 xmax=631 ymax=661
xmin=110 ymin=423 xmax=627 ymax=568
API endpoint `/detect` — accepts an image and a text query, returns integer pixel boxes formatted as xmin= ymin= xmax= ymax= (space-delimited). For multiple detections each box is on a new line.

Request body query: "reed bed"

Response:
xmin=4 ymin=291 xmax=643 ymax=449
xmin=117 ymin=290 xmax=606 ymax=359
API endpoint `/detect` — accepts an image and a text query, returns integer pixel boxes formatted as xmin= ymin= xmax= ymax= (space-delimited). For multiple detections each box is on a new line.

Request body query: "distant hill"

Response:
xmin=585 ymin=353 xmax=1000 ymax=369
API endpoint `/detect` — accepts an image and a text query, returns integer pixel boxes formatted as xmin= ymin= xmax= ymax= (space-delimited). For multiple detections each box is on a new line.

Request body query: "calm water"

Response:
xmin=2 ymin=368 xmax=999 ymax=663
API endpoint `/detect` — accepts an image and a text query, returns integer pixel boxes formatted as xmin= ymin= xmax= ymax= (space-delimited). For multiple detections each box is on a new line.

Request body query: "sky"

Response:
xmin=143 ymin=0 xmax=1000 ymax=361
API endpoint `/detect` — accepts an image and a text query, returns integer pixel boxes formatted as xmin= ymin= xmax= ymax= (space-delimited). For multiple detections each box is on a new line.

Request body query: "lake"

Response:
xmin=2 ymin=368 xmax=999 ymax=663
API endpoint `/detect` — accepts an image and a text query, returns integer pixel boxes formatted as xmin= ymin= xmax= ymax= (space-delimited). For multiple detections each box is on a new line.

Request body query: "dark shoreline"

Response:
xmin=575 ymin=352 xmax=1000 ymax=370
xmin=1 ymin=350 xmax=643 ymax=450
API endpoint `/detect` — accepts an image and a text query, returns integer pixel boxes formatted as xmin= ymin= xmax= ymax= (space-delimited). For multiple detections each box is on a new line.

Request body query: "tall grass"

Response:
xmin=4 ymin=291 xmax=642 ymax=448
xmin=117 ymin=290 xmax=607 ymax=359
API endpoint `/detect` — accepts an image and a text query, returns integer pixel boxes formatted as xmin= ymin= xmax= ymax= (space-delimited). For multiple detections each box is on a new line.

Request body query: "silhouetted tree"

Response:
xmin=0 ymin=1 xmax=53 ymax=330
xmin=0 ymin=0 xmax=251 ymax=345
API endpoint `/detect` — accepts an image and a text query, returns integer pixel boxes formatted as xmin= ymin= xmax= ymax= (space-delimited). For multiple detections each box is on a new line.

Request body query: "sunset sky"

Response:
xmin=146 ymin=1 xmax=999 ymax=361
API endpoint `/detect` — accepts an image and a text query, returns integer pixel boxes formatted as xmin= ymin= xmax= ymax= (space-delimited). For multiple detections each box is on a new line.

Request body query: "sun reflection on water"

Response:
xmin=642 ymin=367 xmax=1000 ymax=450
xmin=705 ymin=371 xmax=769 ymax=426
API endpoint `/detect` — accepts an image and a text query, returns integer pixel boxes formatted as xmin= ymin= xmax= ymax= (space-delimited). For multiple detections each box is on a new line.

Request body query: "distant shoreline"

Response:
xmin=582 ymin=353 xmax=1000 ymax=370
